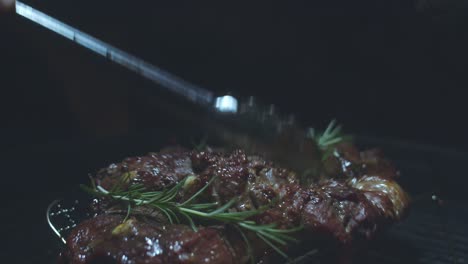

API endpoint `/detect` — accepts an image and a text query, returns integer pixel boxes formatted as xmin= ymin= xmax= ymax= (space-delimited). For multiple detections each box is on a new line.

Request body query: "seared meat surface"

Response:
xmin=60 ymin=143 xmax=410 ymax=264
xmin=61 ymin=214 xmax=245 ymax=264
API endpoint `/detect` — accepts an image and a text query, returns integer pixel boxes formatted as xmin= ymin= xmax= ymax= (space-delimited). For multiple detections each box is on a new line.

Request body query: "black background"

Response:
xmin=1 ymin=0 xmax=468 ymax=150
xmin=1 ymin=1 xmax=468 ymax=262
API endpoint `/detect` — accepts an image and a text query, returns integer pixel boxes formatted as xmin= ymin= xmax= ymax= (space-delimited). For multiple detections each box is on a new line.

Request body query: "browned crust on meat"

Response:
xmin=61 ymin=143 xmax=410 ymax=264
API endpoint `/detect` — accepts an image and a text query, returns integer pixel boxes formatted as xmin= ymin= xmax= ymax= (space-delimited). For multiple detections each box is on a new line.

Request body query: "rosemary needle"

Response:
xmin=81 ymin=176 xmax=302 ymax=260
xmin=306 ymin=119 xmax=353 ymax=161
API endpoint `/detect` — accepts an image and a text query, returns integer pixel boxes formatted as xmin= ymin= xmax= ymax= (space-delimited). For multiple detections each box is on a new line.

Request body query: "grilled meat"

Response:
xmin=59 ymin=214 xmax=247 ymax=264
xmin=60 ymin=143 xmax=410 ymax=264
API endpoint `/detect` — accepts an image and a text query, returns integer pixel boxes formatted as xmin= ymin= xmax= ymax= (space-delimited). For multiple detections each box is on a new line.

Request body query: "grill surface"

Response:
xmin=365 ymin=199 xmax=468 ymax=264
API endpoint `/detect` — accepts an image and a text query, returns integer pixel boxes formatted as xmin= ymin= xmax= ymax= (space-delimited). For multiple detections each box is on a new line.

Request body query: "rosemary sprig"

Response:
xmin=81 ymin=176 xmax=301 ymax=260
xmin=308 ymin=119 xmax=343 ymax=149
xmin=307 ymin=119 xmax=352 ymax=160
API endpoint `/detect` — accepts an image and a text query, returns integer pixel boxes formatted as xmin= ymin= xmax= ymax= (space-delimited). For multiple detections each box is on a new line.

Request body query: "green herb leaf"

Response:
xmin=83 ymin=176 xmax=302 ymax=260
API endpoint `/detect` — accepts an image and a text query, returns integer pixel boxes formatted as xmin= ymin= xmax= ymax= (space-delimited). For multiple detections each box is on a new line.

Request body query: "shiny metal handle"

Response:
xmin=14 ymin=1 xmax=215 ymax=106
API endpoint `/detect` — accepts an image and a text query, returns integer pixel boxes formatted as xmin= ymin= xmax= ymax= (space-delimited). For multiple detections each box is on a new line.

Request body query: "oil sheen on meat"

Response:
xmin=59 ymin=143 xmax=410 ymax=264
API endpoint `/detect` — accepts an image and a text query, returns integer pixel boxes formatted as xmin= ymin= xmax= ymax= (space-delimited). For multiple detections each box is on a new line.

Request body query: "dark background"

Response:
xmin=1 ymin=0 xmax=468 ymax=151
xmin=1 ymin=1 xmax=468 ymax=263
